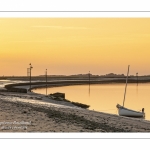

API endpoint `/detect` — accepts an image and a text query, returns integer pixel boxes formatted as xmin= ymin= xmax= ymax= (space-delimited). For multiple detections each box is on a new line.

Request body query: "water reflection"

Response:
xmin=33 ymin=83 xmax=150 ymax=120
xmin=136 ymin=84 xmax=138 ymax=95
xmin=88 ymin=84 xmax=90 ymax=97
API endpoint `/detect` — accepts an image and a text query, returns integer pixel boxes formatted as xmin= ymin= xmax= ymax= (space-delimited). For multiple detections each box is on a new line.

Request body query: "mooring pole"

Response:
xmin=89 ymin=71 xmax=90 ymax=86
xmin=29 ymin=63 xmax=33 ymax=92
xmin=89 ymin=71 xmax=90 ymax=96
xmin=46 ymin=69 xmax=47 ymax=95
xmin=123 ymin=65 xmax=130 ymax=107
xmin=136 ymin=72 xmax=138 ymax=86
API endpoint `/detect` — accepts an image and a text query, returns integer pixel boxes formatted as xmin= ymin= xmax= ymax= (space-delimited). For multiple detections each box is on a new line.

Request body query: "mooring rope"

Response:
xmin=97 ymin=108 xmax=116 ymax=112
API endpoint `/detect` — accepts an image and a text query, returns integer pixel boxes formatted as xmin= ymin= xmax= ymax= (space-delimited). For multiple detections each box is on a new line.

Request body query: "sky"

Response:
xmin=0 ymin=18 xmax=150 ymax=76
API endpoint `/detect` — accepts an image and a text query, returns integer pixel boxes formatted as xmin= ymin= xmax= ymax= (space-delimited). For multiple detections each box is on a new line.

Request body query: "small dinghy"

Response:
xmin=116 ymin=65 xmax=145 ymax=118
xmin=116 ymin=104 xmax=145 ymax=118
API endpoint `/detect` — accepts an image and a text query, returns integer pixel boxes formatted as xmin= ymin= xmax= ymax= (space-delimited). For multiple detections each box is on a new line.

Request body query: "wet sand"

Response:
xmin=0 ymin=92 xmax=150 ymax=132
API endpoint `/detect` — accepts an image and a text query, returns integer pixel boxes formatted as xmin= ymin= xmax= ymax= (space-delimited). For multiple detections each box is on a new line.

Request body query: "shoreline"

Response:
xmin=1 ymin=79 xmax=150 ymax=132
xmin=3 ymin=79 xmax=150 ymax=93
xmin=0 ymin=91 xmax=150 ymax=132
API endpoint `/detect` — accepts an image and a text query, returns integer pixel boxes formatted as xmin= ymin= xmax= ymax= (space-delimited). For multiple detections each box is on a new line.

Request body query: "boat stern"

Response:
xmin=116 ymin=104 xmax=122 ymax=109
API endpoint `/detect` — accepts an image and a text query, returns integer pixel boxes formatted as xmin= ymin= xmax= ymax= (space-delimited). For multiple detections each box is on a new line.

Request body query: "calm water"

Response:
xmin=33 ymin=83 xmax=150 ymax=120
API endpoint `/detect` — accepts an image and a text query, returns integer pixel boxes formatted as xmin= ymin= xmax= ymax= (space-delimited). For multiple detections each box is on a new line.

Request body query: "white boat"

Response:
xmin=116 ymin=65 xmax=145 ymax=118
xmin=116 ymin=104 xmax=145 ymax=118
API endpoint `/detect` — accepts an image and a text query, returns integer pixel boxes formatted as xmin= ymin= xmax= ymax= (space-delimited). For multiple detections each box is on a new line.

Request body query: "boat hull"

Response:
xmin=116 ymin=104 xmax=145 ymax=118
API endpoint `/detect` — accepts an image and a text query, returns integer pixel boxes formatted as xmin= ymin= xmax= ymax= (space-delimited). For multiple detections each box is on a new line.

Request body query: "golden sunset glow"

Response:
xmin=1 ymin=18 xmax=150 ymax=76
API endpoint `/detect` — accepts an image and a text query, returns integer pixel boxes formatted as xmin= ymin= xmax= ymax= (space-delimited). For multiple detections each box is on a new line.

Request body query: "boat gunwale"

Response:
xmin=117 ymin=104 xmax=144 ymax=114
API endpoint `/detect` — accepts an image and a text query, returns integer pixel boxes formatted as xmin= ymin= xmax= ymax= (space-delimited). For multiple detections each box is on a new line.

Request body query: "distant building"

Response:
xmin=105 ymin=73 xmax=125 ymax=77
xmin=130 ymin=75 xmax=134 ymax=77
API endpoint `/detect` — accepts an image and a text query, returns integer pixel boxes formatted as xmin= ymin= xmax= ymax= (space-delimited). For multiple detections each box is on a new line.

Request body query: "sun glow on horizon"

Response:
xmin=1 ymin=18 xmax=150 ymax=76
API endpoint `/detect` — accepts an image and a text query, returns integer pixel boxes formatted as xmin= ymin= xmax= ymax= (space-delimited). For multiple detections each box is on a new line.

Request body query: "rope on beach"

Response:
xmin=99 ymin=109 xmax=116 ymax=111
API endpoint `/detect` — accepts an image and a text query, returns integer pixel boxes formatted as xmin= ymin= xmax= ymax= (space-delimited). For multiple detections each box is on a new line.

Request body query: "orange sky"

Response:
xmin=0 ymin=18 xmax=150 ymax=76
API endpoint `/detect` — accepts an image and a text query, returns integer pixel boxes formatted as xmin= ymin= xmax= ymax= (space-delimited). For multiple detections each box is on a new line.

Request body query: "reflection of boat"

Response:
xmin=116 ymin=65 xmax=145 ymax=118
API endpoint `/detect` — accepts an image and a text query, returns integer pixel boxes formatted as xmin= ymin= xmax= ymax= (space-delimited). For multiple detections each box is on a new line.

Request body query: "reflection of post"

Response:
xmin=46 ymin=69 xmax=47 ymax=95
xmin=136 ymin=83 xmax=138 ymax=95
xmin=136 ymin=72 xmax=138 ymax=86
xmin=89 ymin=83 xmax=90 ymax=97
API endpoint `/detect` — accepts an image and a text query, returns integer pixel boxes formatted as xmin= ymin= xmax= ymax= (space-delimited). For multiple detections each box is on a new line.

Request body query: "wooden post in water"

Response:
xmin=123 ymin=65 xmax=130 ymax=107
xmin=46 ymin=69 xmax=47 ymax=95
xmin=29 ymin=63 xmax=33 ymax=92
xmin=89 ymin=71 xmax=90 ymax=96
xmin=89 ymin=71 xmax=90 ymax=86
xmin=136 ymin=72 xmax=138 ymax=86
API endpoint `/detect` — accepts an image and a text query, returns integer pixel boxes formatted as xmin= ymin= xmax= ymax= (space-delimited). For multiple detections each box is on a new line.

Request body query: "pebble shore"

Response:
xmin=0 ymin=92 xmax=150 ymax=132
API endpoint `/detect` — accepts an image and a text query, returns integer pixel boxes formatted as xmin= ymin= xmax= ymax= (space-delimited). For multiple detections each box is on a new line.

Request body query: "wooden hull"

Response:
xmin=116 ymin=104 xmax=145 ymax=118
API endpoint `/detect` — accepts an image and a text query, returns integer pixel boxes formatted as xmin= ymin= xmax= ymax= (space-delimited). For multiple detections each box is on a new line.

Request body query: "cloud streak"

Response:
xmin=31 ymin=25 xmax=89 ymax=30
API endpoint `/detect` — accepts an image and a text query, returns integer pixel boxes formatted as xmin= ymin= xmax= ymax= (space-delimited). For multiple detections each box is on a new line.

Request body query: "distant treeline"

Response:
xmin=1 ymin=75 xmax=150 ymax=81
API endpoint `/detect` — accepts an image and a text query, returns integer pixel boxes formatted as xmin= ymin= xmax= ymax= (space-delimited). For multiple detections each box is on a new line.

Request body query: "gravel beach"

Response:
xmin=0 ymin=92 xmax=150 ymax=132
